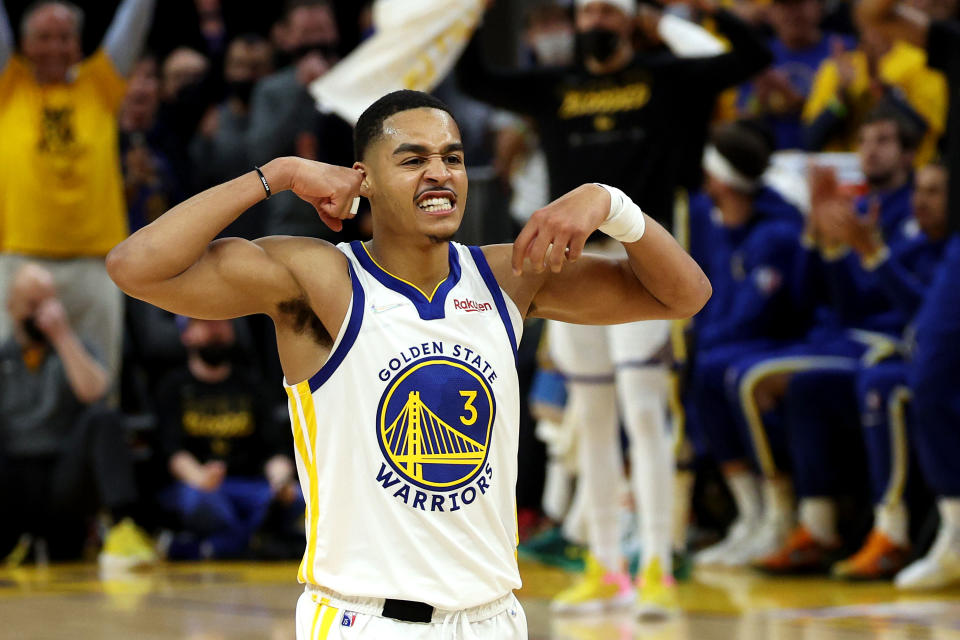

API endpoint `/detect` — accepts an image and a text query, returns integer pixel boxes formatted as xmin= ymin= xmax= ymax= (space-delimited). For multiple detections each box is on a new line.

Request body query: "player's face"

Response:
xmin=858 ymin=120 xmax=909 ymax=186
xmin=22 ymin=5 xmax=82 ymax=84
xmin=358 ymin=108 xmax=468 ymax=244
xmin=912 ymin=165 xmax=948 ymax=238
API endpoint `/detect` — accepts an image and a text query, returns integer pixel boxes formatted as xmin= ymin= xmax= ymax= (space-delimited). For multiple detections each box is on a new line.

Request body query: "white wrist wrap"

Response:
xmin=595 ymin=183 xmax=646 ymax=243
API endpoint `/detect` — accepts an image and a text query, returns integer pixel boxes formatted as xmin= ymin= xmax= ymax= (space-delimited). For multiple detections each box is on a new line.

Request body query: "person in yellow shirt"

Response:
xmin=0 ymin=0 xmax=155 ymax=382
xmin=801 ymin=28 xmax=947 ymax=165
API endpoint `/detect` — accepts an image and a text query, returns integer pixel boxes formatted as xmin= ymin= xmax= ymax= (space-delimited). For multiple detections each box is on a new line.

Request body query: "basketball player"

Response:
xmin=106 ymin=90 xmax=710 ymax=639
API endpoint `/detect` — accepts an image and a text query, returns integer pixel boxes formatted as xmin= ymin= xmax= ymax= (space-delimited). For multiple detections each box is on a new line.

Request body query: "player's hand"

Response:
xmin=828 ymin=198 xmax=881 ymax=256
xmin=33 ymin=298 xmax=70 ymax=343
xmin=816 ymin=194 xmax=863 ymax=250
xmin=199 ymin=461 xmax=227 ymax=491
xmin=288 ymin=159 xmax=363 ymax=232
xmin=512 ymin=184 xmax=609 ymax=275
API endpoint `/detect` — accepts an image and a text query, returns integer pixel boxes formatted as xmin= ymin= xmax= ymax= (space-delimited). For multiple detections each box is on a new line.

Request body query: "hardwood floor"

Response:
xmin=1 ymin=560 xmax=958 ymax=639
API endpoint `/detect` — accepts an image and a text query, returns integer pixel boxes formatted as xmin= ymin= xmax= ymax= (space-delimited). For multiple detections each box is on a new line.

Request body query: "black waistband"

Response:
xmin=382 ymin=598 xmax=434 ymax=623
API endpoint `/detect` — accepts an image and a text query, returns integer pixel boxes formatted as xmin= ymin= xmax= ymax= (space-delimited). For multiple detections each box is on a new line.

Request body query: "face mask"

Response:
xmin=532 ymin=31 xmax=575 ymax=67
xmin=22 ymin=317 xmax=47 ymax=344
xmin=577 ymin=28 xmax=621 ymax=64
xmin=291 ymin=42 xmax=338 ymax=63
xmin=226 ymin=79 xmax=255 ymax=104
xmin=194 ymin=344 xmax=234 ymax=367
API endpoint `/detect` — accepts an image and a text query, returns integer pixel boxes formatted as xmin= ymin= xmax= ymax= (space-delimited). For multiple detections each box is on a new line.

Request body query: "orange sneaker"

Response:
xmin=754 ymin=526 xmax=840 ymax=575
xmin=832 ymin=529 xmax=909 ymax=581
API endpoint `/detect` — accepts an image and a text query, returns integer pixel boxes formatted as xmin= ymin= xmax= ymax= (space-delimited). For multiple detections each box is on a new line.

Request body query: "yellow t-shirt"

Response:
xmin=0 ymin=50 xmax=128 ymax=257
xmin=802 ymin=41 xmax=948 ymax=166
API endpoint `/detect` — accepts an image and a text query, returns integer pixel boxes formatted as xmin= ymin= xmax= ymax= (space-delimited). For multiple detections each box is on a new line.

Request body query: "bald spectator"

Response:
xmin=0 ymin=0 xmax=155 ymax=386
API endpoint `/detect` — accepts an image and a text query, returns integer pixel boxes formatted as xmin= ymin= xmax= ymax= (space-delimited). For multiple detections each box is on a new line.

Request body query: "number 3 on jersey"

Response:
xmin=460 ymin=390 xmax=478 ymax=426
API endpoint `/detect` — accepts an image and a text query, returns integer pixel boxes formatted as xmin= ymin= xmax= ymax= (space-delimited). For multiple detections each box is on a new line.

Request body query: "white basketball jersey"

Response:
xmin=283 ymin=241 xmax=523 ymax=611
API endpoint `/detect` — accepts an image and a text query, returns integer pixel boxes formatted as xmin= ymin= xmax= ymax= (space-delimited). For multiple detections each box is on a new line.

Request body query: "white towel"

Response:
xmin=310 ymin=0 xmax=485 ymax=125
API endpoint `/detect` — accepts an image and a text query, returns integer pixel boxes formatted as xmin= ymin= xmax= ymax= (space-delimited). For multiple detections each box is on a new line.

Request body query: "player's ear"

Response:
xmin=353 ymin=162 xmax=372 ymax=198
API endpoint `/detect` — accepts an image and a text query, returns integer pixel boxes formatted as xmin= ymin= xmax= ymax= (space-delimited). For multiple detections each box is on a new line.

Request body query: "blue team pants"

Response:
xmin=685 ymin=339 xmax=781 ymax=465
xmin=784 ymin=368 xmax=862 ymax=499
xmin=723 ymin=333 xmax=872 ymax=480
xmin=159 ymin=477 xmax=301 ymax=558
xmin=856 ymin=360 xmax=911 ymax=506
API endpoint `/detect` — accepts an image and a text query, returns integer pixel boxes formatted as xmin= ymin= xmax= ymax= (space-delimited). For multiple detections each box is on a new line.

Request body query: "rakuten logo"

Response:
xmin=454 ymin=298 xmax=493 ymax=312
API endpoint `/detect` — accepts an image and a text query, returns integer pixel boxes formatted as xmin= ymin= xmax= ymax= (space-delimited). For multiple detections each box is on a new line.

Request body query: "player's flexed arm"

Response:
xmin=486 ymin=184 xmax=711 ymax=324
xmin=106 ymin=157 xmax=361 ymax=322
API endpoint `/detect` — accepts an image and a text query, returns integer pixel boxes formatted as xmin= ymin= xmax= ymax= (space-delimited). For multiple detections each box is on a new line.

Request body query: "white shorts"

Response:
xmin=295 ymin=587 xmax=528 ymax=640
xmin=548 ymin=319 xmax=670 ymax=381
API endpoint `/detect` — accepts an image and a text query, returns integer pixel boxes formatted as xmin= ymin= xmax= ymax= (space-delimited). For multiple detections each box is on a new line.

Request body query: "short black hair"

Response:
xmin=710 ymin=120 xmax=773 ymax=181
xmin=353 ymin=90 xmax=459 ymax=161
xmin=863 ymin=101 xmax=924 ymax=152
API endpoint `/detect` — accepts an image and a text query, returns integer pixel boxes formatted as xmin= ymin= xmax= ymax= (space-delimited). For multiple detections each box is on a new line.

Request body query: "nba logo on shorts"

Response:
xmin=341 ymin=611 xmax=357 ymax=627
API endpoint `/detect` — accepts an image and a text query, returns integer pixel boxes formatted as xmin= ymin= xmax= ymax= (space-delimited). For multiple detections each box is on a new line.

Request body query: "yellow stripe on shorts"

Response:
xmin=318 ymin=605 xmax=340 ymax=639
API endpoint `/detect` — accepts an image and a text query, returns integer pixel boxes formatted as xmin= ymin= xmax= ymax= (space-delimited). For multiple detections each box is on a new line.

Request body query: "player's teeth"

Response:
xmin=419 ymin=198 xmax=452 ymax=211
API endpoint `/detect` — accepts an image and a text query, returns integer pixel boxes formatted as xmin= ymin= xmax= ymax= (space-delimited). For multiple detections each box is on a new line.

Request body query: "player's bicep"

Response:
xmin=529 ymin=255 xmax=674 ymax=324
xmin=121 ymin=237 xmax=301 ymax=320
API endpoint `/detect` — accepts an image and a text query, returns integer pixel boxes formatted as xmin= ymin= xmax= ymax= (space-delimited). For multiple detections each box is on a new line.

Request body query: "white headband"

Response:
xmin=574 ymin=0 xmax=637 ymax=16
xmin=703 ymin=145 xmax=758 ymax=192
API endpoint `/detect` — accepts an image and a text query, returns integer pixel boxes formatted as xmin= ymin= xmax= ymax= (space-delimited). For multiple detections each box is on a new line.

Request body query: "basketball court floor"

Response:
xmin=1 ymin=559 xmax=958 ymax=639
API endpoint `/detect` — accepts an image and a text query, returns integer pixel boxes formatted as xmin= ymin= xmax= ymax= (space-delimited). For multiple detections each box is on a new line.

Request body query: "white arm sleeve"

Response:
xmin=0 ymin=1 xmax=13 ymax=72
xmin=103 ymin=0 xmax=156 ymax=76
xmin=656 ymin=13 xmax=726 ymax=58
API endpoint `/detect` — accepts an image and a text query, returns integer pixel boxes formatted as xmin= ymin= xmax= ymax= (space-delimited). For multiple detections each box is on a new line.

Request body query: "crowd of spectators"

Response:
xmin=0 ymin=0 xmax=957 ymax=592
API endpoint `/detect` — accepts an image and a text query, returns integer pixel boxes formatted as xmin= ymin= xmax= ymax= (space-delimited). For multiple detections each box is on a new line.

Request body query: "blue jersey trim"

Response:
xmin=468 ymin=246 xmax=518 ymax=360
xmin=308 ymin=262 xmax=365 ymax=392
xmin=349 ymin=240 xmax=461 ymax=320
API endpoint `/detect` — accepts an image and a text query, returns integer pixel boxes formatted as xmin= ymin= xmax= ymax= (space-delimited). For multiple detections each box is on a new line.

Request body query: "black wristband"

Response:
xmin=254 ymin=166 xmax=271 ymax=199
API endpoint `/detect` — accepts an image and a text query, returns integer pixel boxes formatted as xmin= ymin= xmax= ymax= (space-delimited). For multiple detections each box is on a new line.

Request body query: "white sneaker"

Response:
xmin=694 ymin=517 xmax=758 ymax=567
xmin=895 ymin=525 xmax=960 ymax=590
xmin=722 ymin=517 xmax=790 ymax=567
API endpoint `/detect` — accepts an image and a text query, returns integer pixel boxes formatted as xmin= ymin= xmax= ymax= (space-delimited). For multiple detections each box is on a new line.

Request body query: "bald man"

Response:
xmin=0 ymin=0 xmax=155 ymax=385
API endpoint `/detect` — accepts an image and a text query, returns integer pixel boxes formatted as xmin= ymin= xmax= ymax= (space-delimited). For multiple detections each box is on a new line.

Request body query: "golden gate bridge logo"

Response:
xmin=377 ymin=358 xmax=494 ymax=490
xmin=383 ymin=391 xmax=486 ymax=483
